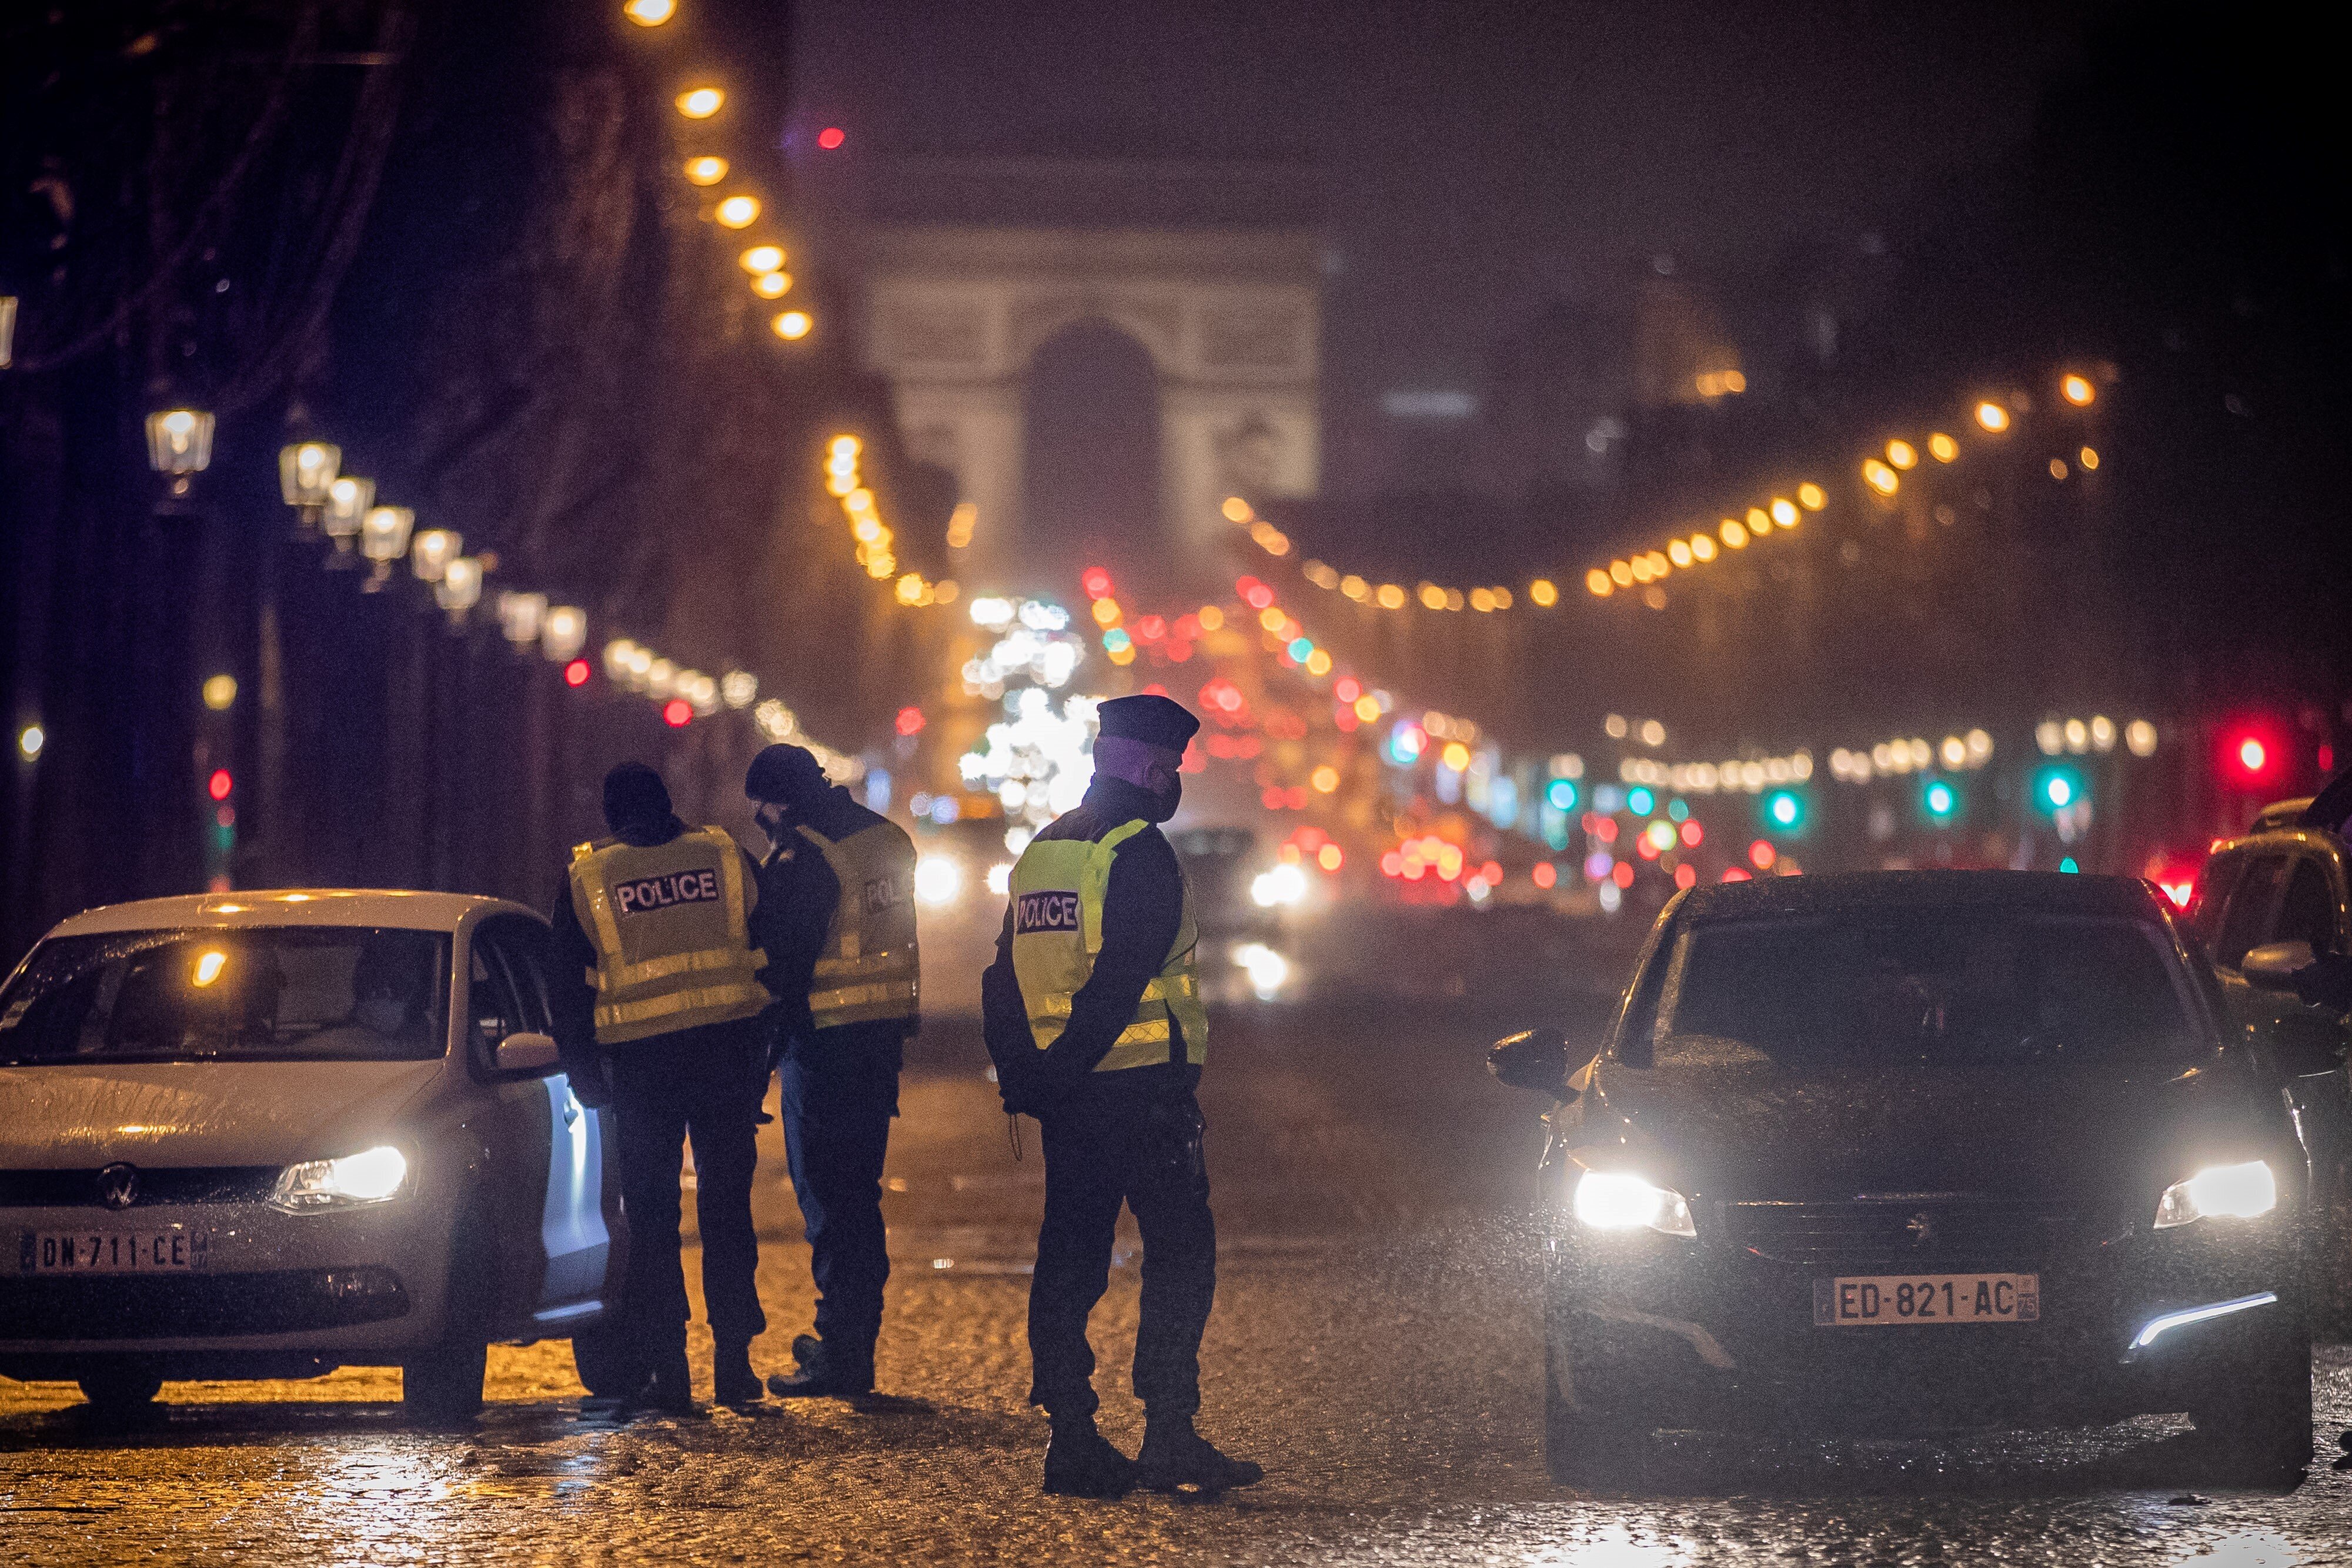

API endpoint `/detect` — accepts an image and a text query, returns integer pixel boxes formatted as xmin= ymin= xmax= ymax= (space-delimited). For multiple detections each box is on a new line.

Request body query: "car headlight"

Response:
xmin=269 ymin=1145 xmax=410 ymax=1212
xmin=1571 ymin=1169 xmax=1696 ymax=1238
xmin=2153 ymin=1159 xmax=2277 ymax=1229
xmin=914 ymin=855 xmax=963 ymax=907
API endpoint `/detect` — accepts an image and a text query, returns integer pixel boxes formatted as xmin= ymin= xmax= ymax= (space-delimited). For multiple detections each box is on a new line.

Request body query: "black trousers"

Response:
xmin=778 ymin=1020 xmax=904 ymax=1365
xmin=607 ymin=1021 xmax=769 ymax=1362
xmin=1027 ymin=1088 xmax=1215 ymax=1422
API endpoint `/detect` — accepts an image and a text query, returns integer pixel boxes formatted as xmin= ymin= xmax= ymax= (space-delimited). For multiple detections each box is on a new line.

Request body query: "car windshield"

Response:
xmin=1635 ymin=911 xmax=2203 ymax=1066
xmin=0 ymin=927 xmax=450 ymax=1065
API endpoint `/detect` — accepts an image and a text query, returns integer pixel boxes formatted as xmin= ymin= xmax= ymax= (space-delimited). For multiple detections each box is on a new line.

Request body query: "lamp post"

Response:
xmin=359 ymin=504 xmax=415 ymax=590
xmin=1 ymin=296 xmax=16 ymax=367
xmin=277 ymin=440 xmax=340 ymax=533
xmin=321 ymin=474 xmax=374 ymax=566
xmin=144 ymin=407 xmax=215 ymax=498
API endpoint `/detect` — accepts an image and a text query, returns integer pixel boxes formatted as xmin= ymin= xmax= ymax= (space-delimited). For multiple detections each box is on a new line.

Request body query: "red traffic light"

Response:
xmin=817 ymin=126 xmax=845 ymax=151
xmin=2219 ymin=720 xmax=2284 ymax=788
xmin=207 ymin=768 xmax=232 ymax=801
xmin=662 ymin=700 xmax=692 ymax=728
xmin=563 ymin=658 xmax=591 ymax=687
xmin=895 ymin=705 xmax=925 ymax=737
xmin=2237 ymin=736 xmax=2266 ymax=774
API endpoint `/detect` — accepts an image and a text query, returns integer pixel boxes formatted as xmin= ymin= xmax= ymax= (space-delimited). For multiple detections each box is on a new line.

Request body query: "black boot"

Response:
xmin=713 ymin=1338 xmax=763 ymax=1407
xmin=1042 ymin=1416 xmax=1138 ymax=1499
xmin=1137 ymin=1415 xmax=1262 ymax=1493
xmin=623 ymin=1352 xmax=706 ymax=1420
xmin=765 ymin=1333 xmax=874 ymax=1399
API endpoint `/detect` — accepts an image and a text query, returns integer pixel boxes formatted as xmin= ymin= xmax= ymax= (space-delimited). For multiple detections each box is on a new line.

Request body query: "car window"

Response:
xmin=480 ymin=917 xmax=554 ymax=1032
xmin=1637 ymin=911 xmax=2202 ymax=1066
xmin=2184 ymin=852 xmax=2246 ymax=948
xmin=2276 ymin=859 xmax=2341 ymax=955
xmin=0 ymin=928 xmax=450 ymax=1064
xmin=469 ymin=939 xmax=528 ymax=1065
xmin=2213 ymin=855 xmax=2291 ymax=969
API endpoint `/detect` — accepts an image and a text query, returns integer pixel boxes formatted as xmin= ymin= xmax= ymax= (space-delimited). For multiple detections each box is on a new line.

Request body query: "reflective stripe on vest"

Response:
xmin=569 ymin=827 xmax=769 ymax=1045
xmin=1008 ymin=818 xmax=1207 ymax=1072
xmin=795 ymin=819 xmax=920 ymax=1029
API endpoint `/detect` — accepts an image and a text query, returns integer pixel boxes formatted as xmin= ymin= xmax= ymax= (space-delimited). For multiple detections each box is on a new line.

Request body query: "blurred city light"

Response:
xmin=914 ymin=856 xmax=962 ymax=907
xmin=774 ymin=310 xmax=811 ymax=339
xmin=684 ymin=156 xmax=727 ymax=185
xmin=740 ymin=245 xmax=784 ymax=272
xmin=623 ymin=0 xmax=675 ymax=24
xmin=714 ymin=195 xmax=759 ymax=227
xmin=202 ymin=674 xmax=238 ymax=711
xmin=1975 ymin=401 xmax=2010 ymax=432
xmin=817 ymin=126 xmax=846 ymax=150
xmin=2061 ymin=373 xmax=2096 ymax=406
xmin=676 ymin=88 xmax=724 ymax=118
xmin=18 ymin=724 xmax=43 ymax=760
xmin=1929 ymin=433 xmax=1958 ymax=462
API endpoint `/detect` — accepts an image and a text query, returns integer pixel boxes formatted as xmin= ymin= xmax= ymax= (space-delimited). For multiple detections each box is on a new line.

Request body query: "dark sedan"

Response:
xmin=1492 ymin=871 xmax=2325 ymax=1482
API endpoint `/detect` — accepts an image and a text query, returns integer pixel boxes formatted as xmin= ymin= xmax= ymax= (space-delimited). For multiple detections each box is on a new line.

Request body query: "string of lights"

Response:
xmin=1221 ymin=369 xmax=2106 ymax=615
xmin=824 ymin=434 xmax=959 ymax=607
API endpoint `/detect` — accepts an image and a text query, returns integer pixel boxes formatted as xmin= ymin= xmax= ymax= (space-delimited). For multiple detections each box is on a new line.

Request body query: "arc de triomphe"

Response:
xmin=856 ymin=160 xmax=1322 ymax=589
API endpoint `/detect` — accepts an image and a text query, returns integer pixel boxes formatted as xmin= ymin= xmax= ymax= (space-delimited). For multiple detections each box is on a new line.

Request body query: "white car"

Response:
xmin=0 ymin=890 xmax=630 ymax=1419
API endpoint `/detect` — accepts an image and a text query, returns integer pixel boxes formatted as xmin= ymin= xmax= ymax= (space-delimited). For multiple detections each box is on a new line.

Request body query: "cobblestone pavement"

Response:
xmin=5 ymin=998 xmax=2350 ymax=1566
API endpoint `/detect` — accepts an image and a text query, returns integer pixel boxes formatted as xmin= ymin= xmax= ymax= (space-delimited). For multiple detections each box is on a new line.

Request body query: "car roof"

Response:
xmin=1673 ymin=869 xmax=2161 ymax=922
xmin=41 ymin=890 xmax=542 ymax=939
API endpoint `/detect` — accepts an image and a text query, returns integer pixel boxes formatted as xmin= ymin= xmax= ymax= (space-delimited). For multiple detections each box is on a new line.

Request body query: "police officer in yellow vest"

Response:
xmin=550 ymin=763 xmax=787 ymax=1415
xmin=742 ymin=743 xmax=920 ymax=1400
xmin=981 ymin=694 xmax=1262 ymax=1498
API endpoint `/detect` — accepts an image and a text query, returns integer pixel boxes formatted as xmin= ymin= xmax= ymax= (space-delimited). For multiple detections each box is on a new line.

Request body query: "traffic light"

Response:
xmin=2218 ymin=720 xmax=2284 ymax=791
xmin=1761 ymin=788 xmax=1806 ymax=833
xmin=1923 ymin=777 xmax=1959 ymax=823
xmin=1545 ymin=777 xmax=1578 ymax=813
xmin=2033 ymin=763 xmax=2084 ymax=815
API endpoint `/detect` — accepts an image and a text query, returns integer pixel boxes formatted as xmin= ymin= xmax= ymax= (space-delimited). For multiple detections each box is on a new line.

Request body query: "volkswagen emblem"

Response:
xmin=96 ymin=1163 xmax=139 ymax=1211
xmin=1906 ymin=1209 xmax=1936 ymax=1246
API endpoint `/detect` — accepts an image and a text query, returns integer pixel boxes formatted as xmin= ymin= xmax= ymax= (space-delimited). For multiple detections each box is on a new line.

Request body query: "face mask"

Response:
xmin=357 ymin=996 xmax=407 ymax=1034
xmin=1142 ymin=777 xmax=1182 ymax=823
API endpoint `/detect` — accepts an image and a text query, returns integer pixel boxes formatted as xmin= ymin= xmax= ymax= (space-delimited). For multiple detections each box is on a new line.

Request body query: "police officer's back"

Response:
xmin=744 ymin=743 xmax=920 ymax=1399
xmin=982 ymin=694 xmax=1261 ymax=1497
xmin=550 ymin=762 xmax=783 ymax=1413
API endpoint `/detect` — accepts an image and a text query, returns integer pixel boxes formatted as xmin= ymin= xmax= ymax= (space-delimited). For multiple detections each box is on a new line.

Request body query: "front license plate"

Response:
xmin=1813 ymin=1272 xmax=2038 ymax=1326
xmin=22 ymin=1229 xmax=207 ymax=1274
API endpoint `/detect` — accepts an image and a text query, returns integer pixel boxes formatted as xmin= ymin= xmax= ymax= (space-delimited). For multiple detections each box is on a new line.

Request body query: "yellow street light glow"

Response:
xmin=1746 ymin=505 xmax=1772 ymax=535
xmin=1221 ymin=496 xmax=1252 ymax=523
xmin=624 ymin=0 xmax=676 ymax=24
xmin=1441 ymin=741 xmax=1472 ymax=772
xmin=1375 ymin=583 xmax=1406 ymax=610
xmin=1353 ymin=694 xmax=1381 ymax=722
xmin=1610 ymin=559 xmax=1634 ymax=586
xmin=740 ymin=245 xmax=784 ymax=273
xmin=1796 ymin=482 xmax=1826 ymax=510
xmin=1198 ymin=605 xmax=1225 ymax=630
xmin=1886 ymin=440 xmax=1917 ymax=470
xmin=1646 ymin=550 xmax=1670 ymax=577
xmin=1305 ymin=647 xmax=1332 ymax=675
xmin=1491 ymin=586 xmax=1512 ymax=609
xmin=202 ymin=673 xmax=239 ymax=711
xmin=1629 ymin=556 xmax=1654 ymax=584
xmin=1690 ymin=533 xmax=1717 ymax=562
xmin=1720 ymin=518 xmax=1748 ymax=549
xmin=1340 ymin=574 xmax=1368 ymax=600
xmin=1257 ymin=606 xmax=1286 ymax=633
xmin=676 ymin=87 xmax=724 ymax=119
xmin=1311 ymin=765 xmax=1340 ymax=793
xmin=1862 ymin=459 xmax=1899 ymax=497
xmin=714 ymin=195 xmax=759 ymax=228
xmin=2062 ymin=373 xmax=2095 ymax=406
xmin=1419 ymin=583 xmax=1448 ymax=610
xmin=192 ymin=950 xmax=228 ymax=987
xmin=753 ymin=271 xmax=792 ymax=298
xmin=2080 ymin=445 xmax=2099 ymax=470
xmin=1928 ymin=433 xmax=1958 ymax=463
xmin=1531 ymin=578 xmax=1560 ymax=606
xmin=1770 ymin=497 xmax=1799 ymax=526
xmin=773 ymin=310 xmax=811 ymax=339
xmin=1975 ymin=401 xmax=2010 ymax=432
xmin=1585 ymin=569 xmax=1612 ymax=597
xmin=684 ymin=156 xmax=728 ymax=185
xmin=1100 ymin=599 xmax=1128 ymax=627
xmin=2049 ymin=457 xmax=2069 ymax=480
xmin=1470 ymin=587 xmax=1496 ymax=611
xmin=1668 ymin=540 xmax=1693 ymax=568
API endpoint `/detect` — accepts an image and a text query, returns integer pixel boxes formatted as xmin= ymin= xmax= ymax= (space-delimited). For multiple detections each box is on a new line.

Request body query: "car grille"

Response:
xmin=1725 ymin=1198 xmax=2083 ymax=1265
xmin=0 ymin=1167 xmax=280 ymax=1209
xmin=0 ymin=1268 xmax=409 ymax=1339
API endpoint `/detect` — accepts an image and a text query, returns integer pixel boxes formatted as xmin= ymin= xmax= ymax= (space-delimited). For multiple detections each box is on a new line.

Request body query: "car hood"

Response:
xmin=1584 ymin=1051 xmax=2270 ymax=1201
xmin=0 ymin=1059 xmax=447 ymax=1170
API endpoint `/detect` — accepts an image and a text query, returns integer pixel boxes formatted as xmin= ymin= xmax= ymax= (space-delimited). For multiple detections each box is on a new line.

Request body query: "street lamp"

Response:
xmin=542 ymin=606 xmax=588 ymax=661
xmin=497 ymin=590 xmax=548 ymax=647
xmin=436 ymin=556 xmax=484 ymax=624
xmin=410 ymin=528 xmax=462 ymax=583
xmin=359 ymin=504 xmax=415 ymax=590
xmin=145 ymin=407 xmax=216 ymax=496
xmin=277 ymin=441 xmax=341 ymax=529
xmin=0 ymin=296 xmax=16 ymax=367
xmin=321 ymin=474 xmax=375 ymax=564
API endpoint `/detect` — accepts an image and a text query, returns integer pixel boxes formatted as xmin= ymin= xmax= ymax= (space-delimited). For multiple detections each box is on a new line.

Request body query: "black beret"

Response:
xmin=602 ymin=762 xmax=671 ymax=832
xmin=1096 ymin=693 xmax=1200 ymax=751
xmin=744 ymin=743 xmax=829 ymax=803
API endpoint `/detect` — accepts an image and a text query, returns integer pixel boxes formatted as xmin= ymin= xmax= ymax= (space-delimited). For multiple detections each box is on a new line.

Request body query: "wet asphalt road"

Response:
xmin=5 ymin=977 xmax=2351 ymax=1566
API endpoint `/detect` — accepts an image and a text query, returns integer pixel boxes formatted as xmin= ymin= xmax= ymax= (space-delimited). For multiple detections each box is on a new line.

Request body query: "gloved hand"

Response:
xmin=565 ymin=1055 xmax=614 ymax=1111
xmin=994 ymin=1053 xmax=1063 ymax=1119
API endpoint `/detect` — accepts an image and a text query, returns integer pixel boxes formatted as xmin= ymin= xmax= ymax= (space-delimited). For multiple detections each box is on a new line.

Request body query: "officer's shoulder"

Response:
xmin=1110 ymin=821 xmax=1178 ymax=862
xmin=571 ymin=835 xmax=619 ymax=861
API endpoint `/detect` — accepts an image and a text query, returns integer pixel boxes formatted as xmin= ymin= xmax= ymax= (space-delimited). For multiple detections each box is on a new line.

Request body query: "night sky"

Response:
xmin=793 ymin=1 xmax=2096 ymax=497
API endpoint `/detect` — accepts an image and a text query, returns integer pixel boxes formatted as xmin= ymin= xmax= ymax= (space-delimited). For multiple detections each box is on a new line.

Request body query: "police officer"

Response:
xmin=743 ymin=743 xmax=920 ymax=1400
xmin=981 ymin=694 xmax=1262 ymax=1497
xmin=550 ymin=762 xmax=784 ymax=1414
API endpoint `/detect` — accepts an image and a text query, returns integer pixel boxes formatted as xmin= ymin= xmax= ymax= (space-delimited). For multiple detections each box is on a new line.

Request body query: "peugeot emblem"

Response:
xmin=97 ymin=1163 xmax=139 ymax=1211
xmin=1906 ymin=1210 xmax=1936 ymax=1246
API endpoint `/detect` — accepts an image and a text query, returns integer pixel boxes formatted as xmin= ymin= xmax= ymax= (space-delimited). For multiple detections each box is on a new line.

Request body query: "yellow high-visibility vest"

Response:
xmin=795 ymin=820 xmax=920 ymax=1029
xmin=568 ymin=827 xmax=769 ymax=1045
xmin=1008 ymin=819 xmax=1206 ymax=1073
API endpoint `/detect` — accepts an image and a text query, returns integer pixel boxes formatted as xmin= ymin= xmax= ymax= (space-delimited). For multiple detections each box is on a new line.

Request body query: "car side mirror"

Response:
xmin=1488 ymin=1029 xmax=1576 ymax=1101
xmin=495 ymin=1031 xmax=560 ymax=1072
xmin=2241 ymin=940 xmax=2318 ymax=990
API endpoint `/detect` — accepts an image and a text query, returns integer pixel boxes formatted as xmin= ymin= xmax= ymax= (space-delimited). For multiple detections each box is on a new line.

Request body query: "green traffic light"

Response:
xmin=1924 ymin=779 xmax=1957 ymax=821
xmin=1763 ymin=789 xmax=1804 ymax=831
xmin=2034 ymin=764 xmax=2084 ymax=815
